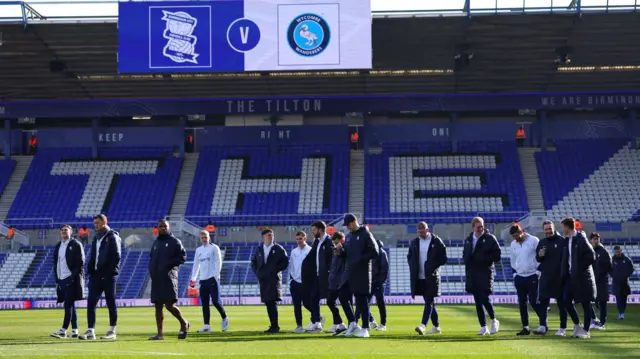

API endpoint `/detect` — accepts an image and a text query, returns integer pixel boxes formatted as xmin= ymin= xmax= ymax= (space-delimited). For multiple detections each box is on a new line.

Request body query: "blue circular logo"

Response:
xmin=287 ymin=13 xmax=330 ymax=57
xmin=227 ymin=18 xmax=261 ymax=53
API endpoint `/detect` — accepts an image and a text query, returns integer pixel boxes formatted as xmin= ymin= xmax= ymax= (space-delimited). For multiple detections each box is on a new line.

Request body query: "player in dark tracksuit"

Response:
xmin=408 ymin=222 xmax=448 ymax=335
xmin=611 ymin=246 xmax=634 ymax=319
xmin=463 ymin=217 xmax=501 ymax=335
xmin=250 ymin=229 xmax=289 ymax=333
xmin=355 ymin=239 xmax=389 ymax=330
xmin=301 ymin=221 xmax=336 ymax=332
xmin=148 ymin=220 xmax=189 ymax=340
xmin=560 ymin=217 xmax=596 ymax=339
xmin=341 ymin=213 xmax=379 ymax=338
xmin=589 ymin=232 xmax=612 ymax=330
xmin=80 ymin=214 xmax=121 ymax=341
xmin=536 ymin=221 xmax=569 ymax=335
xmin=328 ymin=232 xmax=354 ymax=336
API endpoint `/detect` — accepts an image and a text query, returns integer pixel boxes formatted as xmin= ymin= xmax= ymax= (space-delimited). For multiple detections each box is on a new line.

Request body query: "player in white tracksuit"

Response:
xmin=190 ymin=230 xmax=229 ymax=332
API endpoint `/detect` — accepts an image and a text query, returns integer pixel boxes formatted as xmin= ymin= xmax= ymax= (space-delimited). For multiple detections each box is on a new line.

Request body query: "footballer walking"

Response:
xmin=50 ymin=225 xmax=85 ymax=339
xmin=80 ymin=214 xmax=121 ymax=340
xmin=408 ymin=222 xmax=448 ymax=335
xmin=190 ymin=230 xmax=229 ymax=333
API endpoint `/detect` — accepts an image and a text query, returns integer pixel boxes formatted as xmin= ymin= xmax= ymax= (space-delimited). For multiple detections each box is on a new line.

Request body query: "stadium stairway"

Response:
xmin=0 ymin=156 xmax=32 ymax=221
xmin=517 ymin=147 xmax=545 ymax=212
xmin=348 ymin=150 xmax=364 ymax=217
xmin=169 ymin=152 xmax=199 ymax=217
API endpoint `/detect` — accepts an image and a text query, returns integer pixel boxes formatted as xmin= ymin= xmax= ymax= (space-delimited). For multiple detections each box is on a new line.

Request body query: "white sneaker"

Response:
xmin=355 ymin=328 xmax=370 ymax=338
xmin=304 ymin=322 xmax=315 ymax=331
xmin=428 ymin=326 xmax=442 ymax=334
xmin=79 ymin=330 xmax=95 ymax=340
xmin=291 ymin=326 xmax=305 ymax=334
xmin=326 ymin=324 xmax=337 ymax=333
xmin=198 ymin=326 xmax=211 ymax=333
xmin=369 ymin=319 xmax=378 ymax=330
xmin=555 ymin=328 xmax=566 ymax=337
xmin=69 ymin=330 xmax=79 ymax=339
xmin=490 ymin=319 xmax=500 ymax=334
xmin=343 ymin=323 xmax=359 ymax=337
xmin=307 ymin=322 xmax=323 ymax=333
xmin=375 ymin=325 xmax=387 ymax=331
xmin=592 ymin=324 xmax=606 ymax=331
xmin=589 ymin=323 xmax=597 ymax=330
xmin=576 ymin=328 xmax=590 ymax=339
xmin=415 ymin=324 xmax=426 ymax=335
xmin=50 ymin=329 xmax=66 ymax=339
xmin=618 ymin=314 xmax=625 ymax=320
xmin=533 ymin=326 xmax=547 ymax=335
xmin=221 ymin=318 xmax=229 ymax=332
xmin=100 ymin=331 xmax=116 ymax=340
xmin=478 ymin=326 xmax=489 ymax=335
xmin=571 ymin=324 xmax=581 ymax=338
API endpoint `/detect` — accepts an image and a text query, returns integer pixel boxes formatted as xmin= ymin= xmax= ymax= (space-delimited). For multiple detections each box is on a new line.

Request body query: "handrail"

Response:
xmin=0 ymin=222 xmax=29 ymax=246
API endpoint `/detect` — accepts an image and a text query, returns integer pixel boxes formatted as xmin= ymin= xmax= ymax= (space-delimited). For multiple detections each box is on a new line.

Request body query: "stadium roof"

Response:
xmin=0 ymin=2 xmax=639 ymax=101
xmin=0 ymin=0 xmax=638 ymax=24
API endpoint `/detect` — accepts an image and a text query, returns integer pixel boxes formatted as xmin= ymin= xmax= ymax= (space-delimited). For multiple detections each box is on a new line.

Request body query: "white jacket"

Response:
xmin=190 ymin=243 xmax=222 ymax=282
xmin=510 ymin=233 xmax=540 ymax=278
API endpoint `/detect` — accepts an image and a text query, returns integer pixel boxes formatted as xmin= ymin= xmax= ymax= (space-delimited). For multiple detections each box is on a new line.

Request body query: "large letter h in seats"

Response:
xmin=211 ymin=158 xmax=326 ymax=215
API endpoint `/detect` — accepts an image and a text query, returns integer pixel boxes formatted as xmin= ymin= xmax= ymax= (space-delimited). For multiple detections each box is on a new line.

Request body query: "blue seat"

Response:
xmin=366 ymin=141 xmax=529 ymax=224
xmin=186 ymin=144 xmax=349 ymax=226
xmin=7 ymin=147 xmax=181 ymax=229
xmin=535 ymin=139 xmax=629 ymax=211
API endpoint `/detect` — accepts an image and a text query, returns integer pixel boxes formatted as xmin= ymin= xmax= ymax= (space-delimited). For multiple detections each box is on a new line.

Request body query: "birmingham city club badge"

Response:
xmin=161 ymin=10 xmax=199 ymax=64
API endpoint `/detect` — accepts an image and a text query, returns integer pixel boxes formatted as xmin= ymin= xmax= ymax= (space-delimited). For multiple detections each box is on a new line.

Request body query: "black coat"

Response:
xmin=407 ymin=235 xmax=448 ymax=298
xmin=87 ymin=227 xmax=121 ymax=278
xmin=301 ymin=234 xmax=334 ymax=298
xmin=612 ymin=254 xmax=634 ymax=296
xmin=560 ymin=231 xmax=597 ymax=303
xmin=593 ymin=245 xmax=613 ymax=301
xmin=372 ymin=246 xmax=389 ymax=286
xmin=343 ymin=226 xmax=379 ymax=295
xmin=251 ymin=243 xmax=289 ymax=303
xmin=53 ymin=238 xmax=85 ymax=303
xmin=463 ymin=231 xmax=501 ymax=295
xmin=536 ymin=233 xmax=566 ymax=299
xmin=149 ymin=233 xmax=186 ymax=304
xmin=328 ymin=253 xmax=347 ymax=291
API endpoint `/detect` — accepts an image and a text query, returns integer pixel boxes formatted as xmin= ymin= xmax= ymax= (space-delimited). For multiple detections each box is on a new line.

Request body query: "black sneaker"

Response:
xmin=517 ymin=328 xmax=531 ymax=336
xmin=333 ymin=327 xmax=347 ymax=336
xmin=264 ymin=326 xmax=280 ymax=334
xmin=178 ymin=322 xmax=190 ymax=340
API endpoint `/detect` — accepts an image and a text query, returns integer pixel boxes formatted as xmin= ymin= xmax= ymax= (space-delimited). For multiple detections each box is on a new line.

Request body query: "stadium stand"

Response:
xmin=6 ymin=147 xmax=182 ymax=229
xmin=536 ymin=140 xmax=639 ymax=222
xmin=0 ymin=160 xmax=16 ymax=197
xmin=185 ymin=144 xmax=349 ymax=226
xmin=366 ymin=141 xmax=528 ymax=224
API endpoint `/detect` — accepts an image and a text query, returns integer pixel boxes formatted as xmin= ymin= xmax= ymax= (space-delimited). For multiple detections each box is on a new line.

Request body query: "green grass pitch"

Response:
xmin=0 ymin=304 xmax=638 ymax=358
